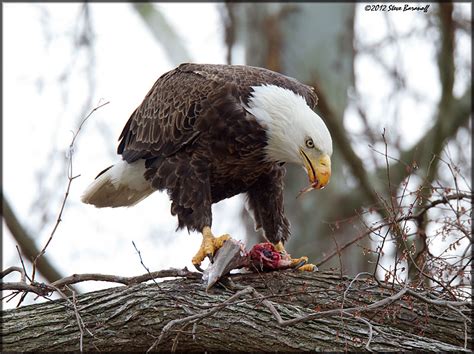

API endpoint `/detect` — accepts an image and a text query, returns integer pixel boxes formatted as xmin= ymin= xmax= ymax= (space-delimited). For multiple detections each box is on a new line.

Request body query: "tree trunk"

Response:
xmin=1 ymin=270 xmax=471 ymax=352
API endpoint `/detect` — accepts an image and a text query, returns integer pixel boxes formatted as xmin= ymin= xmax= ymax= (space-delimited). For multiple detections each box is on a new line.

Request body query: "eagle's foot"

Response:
xmin=275 ymin=242 xmax=318 ymax=272
xmin=192 ymin=226 xmax=230 ymax=272
xmin=298 ymin=264 xmax=317 ymax=272
xmin=290 ymin=256 xmax=309 ymax=268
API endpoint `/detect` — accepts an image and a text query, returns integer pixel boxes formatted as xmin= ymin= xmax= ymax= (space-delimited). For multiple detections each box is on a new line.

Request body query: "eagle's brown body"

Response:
xmin=113 ymin=63 xmax=317 ymax=243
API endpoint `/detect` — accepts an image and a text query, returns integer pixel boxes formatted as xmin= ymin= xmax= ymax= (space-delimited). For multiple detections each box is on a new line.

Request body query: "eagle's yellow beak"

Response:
xmin=300 ymin=151 xmax=331 ymax=190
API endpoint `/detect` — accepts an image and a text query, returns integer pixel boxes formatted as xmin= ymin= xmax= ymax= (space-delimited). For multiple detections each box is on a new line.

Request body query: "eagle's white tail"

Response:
xmin=81 ymin=160 xmax=154 ymax=208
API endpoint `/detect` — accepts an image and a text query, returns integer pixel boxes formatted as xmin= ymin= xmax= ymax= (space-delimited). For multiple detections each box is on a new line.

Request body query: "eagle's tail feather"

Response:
xmin=81 ymin=160 xmax=154 ymax=208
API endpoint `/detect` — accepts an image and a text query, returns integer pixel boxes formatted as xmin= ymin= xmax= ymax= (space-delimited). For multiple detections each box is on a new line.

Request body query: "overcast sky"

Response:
xmin=3 ymin=3 xmax=245 ymax=308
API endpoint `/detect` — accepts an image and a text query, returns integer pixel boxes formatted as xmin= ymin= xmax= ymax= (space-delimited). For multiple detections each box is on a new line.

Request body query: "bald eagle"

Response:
xmin=82 ymin=63 xmax=332 ymax=271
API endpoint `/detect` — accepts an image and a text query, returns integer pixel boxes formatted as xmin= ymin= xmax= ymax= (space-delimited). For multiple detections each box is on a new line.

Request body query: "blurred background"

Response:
xmin=3 ymin=3 xmax=471 ymax=308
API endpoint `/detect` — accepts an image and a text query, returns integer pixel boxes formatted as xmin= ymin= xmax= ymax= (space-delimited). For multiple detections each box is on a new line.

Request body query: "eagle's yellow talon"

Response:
xmin=290 ymin=256 xmax=308 ymax=268
xmin=192 ymin=227 xmax=230 ymax=269
xmin=215 ymin=234 xmax=230 ymax=248
xmin=297 ymin=264 xmax=317 ymax=272
xmin=273 ymin=242 xmax=317 ymax=272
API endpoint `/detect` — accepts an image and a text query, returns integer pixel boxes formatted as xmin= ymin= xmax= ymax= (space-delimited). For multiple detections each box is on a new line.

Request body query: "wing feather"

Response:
xmin=118 ymin=63 xmax=318 ymax=163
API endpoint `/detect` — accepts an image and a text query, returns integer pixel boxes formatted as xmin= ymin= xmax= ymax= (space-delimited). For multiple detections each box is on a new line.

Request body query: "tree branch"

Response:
xmin=314 ymin=83 xmax=382 ymax=208
xmin=132 ymin=3 xmax=192 ymax=64
xmin=321 ymin=83 xmax=471 ymax=223
xmin=317 ymin=192 xmax=472 ymax=267
xmin=1 ymin=268 xmax=198 ymax=296
xmin=2 ymin=196 xmax=65 ymax=285
xmin=2 ymin=271 xmax=471 ymax=351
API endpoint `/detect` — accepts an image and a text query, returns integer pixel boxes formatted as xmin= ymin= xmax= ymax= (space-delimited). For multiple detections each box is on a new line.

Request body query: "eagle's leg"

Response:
xmin=274 ymin=242 xmax=317 ymax=272
xmin=192 ymin=226 xmax=230 ymax=271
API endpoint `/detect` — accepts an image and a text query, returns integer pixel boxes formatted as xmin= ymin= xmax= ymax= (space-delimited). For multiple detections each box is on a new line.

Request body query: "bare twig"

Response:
xmin=147 ymin=286 xmax=256 ymax=352
xmin=16 ymin=246 xmax=32 ymax=283
xmin=31 ymin=100 xmax=109 ymax=282
xmin=132 ymin=241 xmax=159 ymax=285
xmin=343 ymin=311 xmax=374 ymax=351
xmin=318 ymin=193 xmax=471 ymax=268
xmin=0 ymin=266 xmax=26 ymax=283
xmin=15 ymin=246 xmax=32 ymax=306
xmin=151 ymin=279 xmax=411 ymax=352
xmin=71 ymin=289 xmax=84 ymax=352
xmin=2 ymin=197 xmax=65 ymax=287
xmin=1 ymin=268 xmax=198 ymax=296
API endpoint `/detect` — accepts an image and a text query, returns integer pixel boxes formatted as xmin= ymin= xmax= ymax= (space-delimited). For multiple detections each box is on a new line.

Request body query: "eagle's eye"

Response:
xmin=305 ymin=138 xmax=314 ymax=149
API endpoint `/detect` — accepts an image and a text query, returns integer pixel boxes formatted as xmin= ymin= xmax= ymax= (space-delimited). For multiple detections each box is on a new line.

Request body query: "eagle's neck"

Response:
xmin=244 ymin=84 xmax=331 ymax=164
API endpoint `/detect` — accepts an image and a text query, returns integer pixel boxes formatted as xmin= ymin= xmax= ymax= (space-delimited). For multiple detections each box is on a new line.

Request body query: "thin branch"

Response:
xmin=71 ymin=289 xmax=84 ymax=352
xmin=343 ymin=311 xmax=374 ymax=352
xmin=15 ymin=246 xmax=31 ymax=282
xmin=2 ymin=197 xmax=64 ymax=284
xmin=317 ymin=192 xmax=471 ymax=267
xmin=152 ymin=279 xmax=412 ymax=352
xmin=1 ymin=268 xmax=198 ymax=296
xmin=31 ymin=100 xmax=109 ymax=282
xmin=147 ymin=286 xmax=257 ymax=352
xmin=132 ymin=241 xmax=159 ymax=285
xmin=70 ymin=100 xmax=110 ymax=148
xmin=0 ymin=266 xmax=26 ymax=283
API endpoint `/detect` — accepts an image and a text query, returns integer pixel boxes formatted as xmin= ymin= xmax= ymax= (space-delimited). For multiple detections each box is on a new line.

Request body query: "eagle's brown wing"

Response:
xmin=117 ymin=63 xmax=318 ymax=163
xmin=181 ymin=63 xmax=318 ymax=108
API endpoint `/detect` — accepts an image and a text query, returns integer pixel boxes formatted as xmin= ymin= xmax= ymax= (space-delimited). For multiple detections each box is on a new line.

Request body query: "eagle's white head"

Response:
xmin=245 ymin=84 xmax=332 ymax=191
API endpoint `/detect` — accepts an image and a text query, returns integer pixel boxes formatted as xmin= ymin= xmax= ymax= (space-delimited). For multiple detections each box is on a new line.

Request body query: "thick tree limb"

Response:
xmin=2 ymin=270 xmax=471 ymax=352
